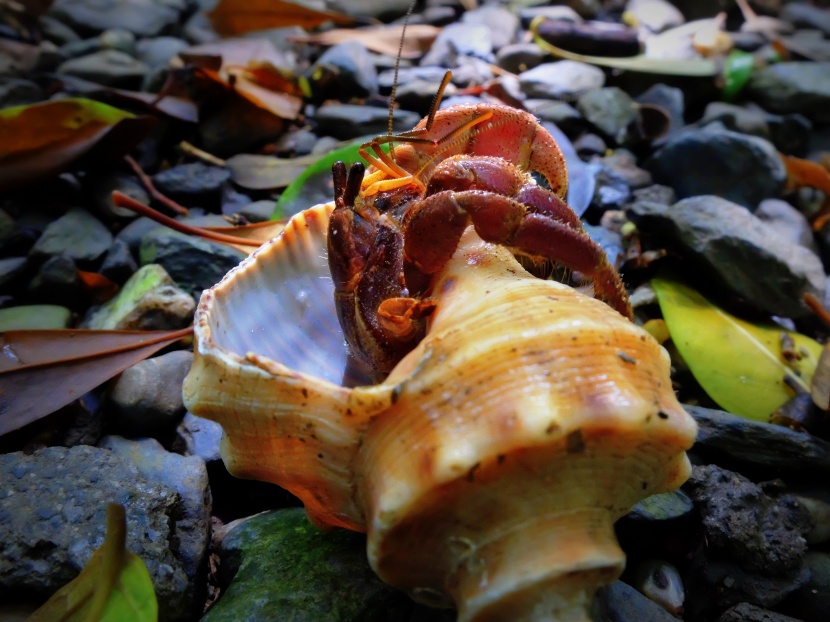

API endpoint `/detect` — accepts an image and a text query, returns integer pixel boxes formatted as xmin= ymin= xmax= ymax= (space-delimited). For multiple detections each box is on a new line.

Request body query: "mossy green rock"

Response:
xmin=83 ymin=263 xmax=194 ymax=330
xmin=0 ymin=305 xmax=71 ymax=330
xmin=205 ymin=508 xmax=421 ymax=622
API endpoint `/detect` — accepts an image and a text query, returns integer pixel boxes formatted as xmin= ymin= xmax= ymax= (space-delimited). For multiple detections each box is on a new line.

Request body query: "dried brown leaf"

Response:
xmin=208 ymin=0 xmax=358 ymax=37
xmin=295 ymin=23 xmax=440 ymax=59
xmin=0 ymin=328 xmax=192 ymax=436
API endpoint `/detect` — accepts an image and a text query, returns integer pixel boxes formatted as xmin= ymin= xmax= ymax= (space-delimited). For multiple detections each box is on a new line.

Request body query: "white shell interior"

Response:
xmin=201 ymin=203 xmax=353 ymax=386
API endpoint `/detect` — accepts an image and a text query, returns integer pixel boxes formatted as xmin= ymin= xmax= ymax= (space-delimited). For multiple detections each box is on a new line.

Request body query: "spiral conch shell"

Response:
xmin=183 ymin=202 xmax=697 ymax=622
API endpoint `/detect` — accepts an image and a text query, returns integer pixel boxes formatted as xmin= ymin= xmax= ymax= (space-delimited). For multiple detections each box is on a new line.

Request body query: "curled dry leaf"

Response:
xmin=208 ymin=0 xmax=359 ymax=37
xmin=652 ymin=275 xmax=822 ymax=422
xmin=27 ymin=503 xmax=157 ymax=622
xmin=0 ymin=98 xmax=156 ymax=192
xmin=293 ymin=23 xmax=441 ymax=59
xmin=0 ymin=327 xmax=192 ymax=436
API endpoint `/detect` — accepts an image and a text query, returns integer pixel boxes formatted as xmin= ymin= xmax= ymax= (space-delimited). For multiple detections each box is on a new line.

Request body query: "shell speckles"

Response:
xmin=183 ymin=204 xmax=697 ymax=621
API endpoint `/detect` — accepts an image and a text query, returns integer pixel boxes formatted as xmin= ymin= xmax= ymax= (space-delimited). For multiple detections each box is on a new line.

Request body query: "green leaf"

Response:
xmin=273 ymin=138 xmax=390 ymax=219
xmin=652 ymin=276 xmax=822 ymax=421
xmin=26 ymin=503 xmax=158 ymax=622
xmin=722 ymin=49 xmax=755 ymax=102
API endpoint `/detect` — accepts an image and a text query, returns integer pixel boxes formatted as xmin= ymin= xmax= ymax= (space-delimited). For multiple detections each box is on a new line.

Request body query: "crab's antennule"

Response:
xmin=332 ymin=161 xmax=348 ymax=209
xmin=345 ymin=162 xmax=365 ymax=207
xmin=424 ymin=70 xmax=453 ymax=131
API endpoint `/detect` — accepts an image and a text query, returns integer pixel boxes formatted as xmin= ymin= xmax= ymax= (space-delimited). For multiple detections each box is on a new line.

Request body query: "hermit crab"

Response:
xmin=183 ymin=94 xmax=697 ymax=621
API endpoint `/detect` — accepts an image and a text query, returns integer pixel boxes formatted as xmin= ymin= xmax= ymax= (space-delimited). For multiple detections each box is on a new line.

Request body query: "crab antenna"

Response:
xmin=387 ymin=0 xmax=417 ymax=139
xmin=425 ymin=70 xmax=452 ymax=131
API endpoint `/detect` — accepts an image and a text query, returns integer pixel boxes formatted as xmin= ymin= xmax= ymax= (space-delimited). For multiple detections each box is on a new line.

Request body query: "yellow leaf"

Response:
xmin=652 ymin=276 xmax=822 ymax=421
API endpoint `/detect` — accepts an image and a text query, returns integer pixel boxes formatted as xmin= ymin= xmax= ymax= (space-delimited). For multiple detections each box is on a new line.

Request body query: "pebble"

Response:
xmin=624 ymin=0 xmax=685 ymax=33
xmin=780 ymin=551 xmax=830 ymax=622
xmin=0 ymin=256 xmax=27 ymax=288
xmin=645 ymin=126 xmax=787 ymax=208
xmin=629 ymin=195 xmax=826 ymax=319
xmin=755 ymin=198 xmax=819 ymax=254
xmin=57 ymin=49 xmax=150 ymax=88
xmin=588 ymin=161 xmax=632 ymax=211
xmin=0 ymin=77 xmax=42 ymax=108
xmin=107 ymin=350 xmax=194 ymax=436
xmin=139 ymin=229 xmax=246 ymax=296
xmin=780 ymin=3 xmax=830 ymax=37
xmin=577 ymin=87 xmax=639 ymax=145
xmin=518 ymin=60 xmax=605 ymax=100
xmin=48 ymin=0 xmax=184 ymax=38
xmin=496 ymin=43 xmax=546 ymax=74
xmin=308 ymin=41 xmax=378 ymax=101
xmin=420 ymin=23 xmax=495 ymax=66
xmin=99 ymin=237 xmax=139 ymax=283
xmin=626 ymin=489 xmax=694 ymax=522
xmin=748 ymin=62 xmax=830 ymax=124
xmin=178 ymin=413 xmax=223 ymax=464
xmin=29 ymin=207 xmax=112 ymax=266
xmin=83 ymin=263 xmax=194 ymax=330
xmin=152 ymin=163 xmax=232 ymax=211
xmin=314 ymin=104 xmax=421 ymax=140
xmin=135 ymin=35 xmax=189 ymax=68
xmin=635 ymin=83 xmax=685 ymax=141
xmin=0 ymin=445 xmax=195 ymax=621
xmin=699 ymin=101 xmax=812 ymax=156
xmin=88 ymin=171 xmax=150 ymax=220
xmin=591 ymin=580 xmax=680 ymax=622
xmin=460 ymin=5 xmax=520 ymax=51
xmin=601 ymin=149 xmax=653 ymax=189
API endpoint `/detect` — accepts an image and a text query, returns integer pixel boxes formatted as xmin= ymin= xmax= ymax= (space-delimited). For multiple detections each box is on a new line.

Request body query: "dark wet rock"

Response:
xmin=205 ymin=508 xmax=417 ymax=622
xmin=748 ymin=62 xmax=830 ymax=124
xmin=631 ymin=195 xmax=825 ymax=318
xmin=393 ymin=78 xmax=455 ymax=117
xmin=461 ymin=4 xmax=520 ymax=50
xmin=717 ymin=602 xmax=803 ymax=622
xmin=115 ymin=216 xmax=162 ymax=253
xmin=57 ymin=49 xmax=149 ymax=88
xmin=645 ymin=126 xmax=786 ymax=208
xmin=49 ymin=0 xmax=184 ymax=38
xmin=780 ymin=551 xmax=830 ymax=622
xmin=0 ymin=77 xmax=42 ymax=107
xmin=635 ymin=83 xmax=685 ymax=141
xmin=152 ymin=163 xmax=232 ymax=211
xmin=449 ymin=56 xmax=494 ymax=88
xmin=98 ymin=434 xmax=210 ymax=605
xmin=577 ymin=87 xmax=639 ymax=145
xmin=627 ymin=490 xmax=694 ymax=522
xmin=780 ymin=28 xmax=830 ymax=63
xmin=139 ymin=229 xmax=246 ymax=296
xmin=26 ymin=254 xmax=81 ymax=308
xmin=29 ymin=207 xmax=112 ymax=265
xmin=89 ymin=171 xmax=149 ymax=220
xmin=100 ymin=238 xmax=139 ymax=284
xmin=519 ymin=60 xmax=605 ymax=100
xmin=0 ymin=445 xmax=194 ymax=621
xmin=685 ymin=464 xmax=811 ymax=574
xmin=107 ymin=350 xmax=193 ymax=436
xmin=0 ymin=304 xmax=72 ymax=330
xmin=688 ymin=405 xmax=830 ymax=476
xmin=496 ymin=42 xmax=545 ymax=73
xmin=588 ymin=161 xmax=631 ymax=211
xmin=699 ymin=101 xmax=812 ymax=156
xmin=308 ymin=41 xmax=378 ymax=102
xmin=591 ymin=580 xmax=679 ymax=622
xmin=755 ymin=198 xmax=818 ymax=254
xmin=421 ymin=22 xmax=494 ymax=66
xmin=781 ymin=3 xmax=830 ymax=37
xmin=314 ymin=105 xmax=420 ymax=141
xmin=327 ymin=0 xmax=411 ymax=21
xmin=601 ymin=150 xmax=652 ymax=189
xmin=179 ymin=413 xmax=223 ymax=464
xmin=273 ymin=128 xmax=318 ymax=157
xmin=39 ymin=14 xmax=82 ymax=45
xmin=83 ymin=263 xmax=194 ymax=330
xmin=135 ymin=35 xmax=188 ymax=68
